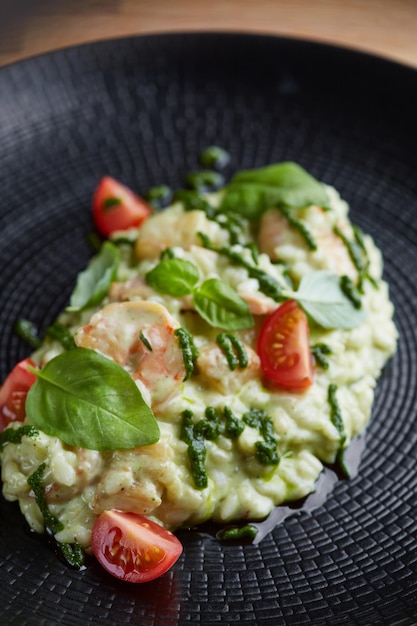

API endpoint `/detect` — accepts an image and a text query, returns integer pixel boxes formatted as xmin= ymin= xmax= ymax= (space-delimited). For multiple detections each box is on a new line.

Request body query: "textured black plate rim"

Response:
xmin=0 ymin=31 xmax=416 ymax=626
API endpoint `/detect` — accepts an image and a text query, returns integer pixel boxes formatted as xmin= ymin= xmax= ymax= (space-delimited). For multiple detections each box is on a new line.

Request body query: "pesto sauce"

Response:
xmin=186 ymin=170 xmax=225 ymax=192
xmin=14 ymin=319 xmax=42 ymax=349
xmin=176 ymin=188 xmax=247 ymax=245
xmin=340 ymin=275 xmax=362 ymax=309
xmin=27 ymin=463 xmax=63 ymax=534
xmin=181 ymin=410 xmax=208 ymax=489
xmin=327 ymin=384 xmax=349 ymax=477
xmin=199 ymin=146 xmax=230 ymax=169
xmin=174 ymin=328 xmax=199 ymax=381
xmin=277 ymin=205 xmax=317 ymax=251
xmin=195 ymin=407 xmax=221 ymax=441
xmin=223 ymin=406 xmax=245 ymax=439
xmin=0 ymin=425 xmax=39 ymax=447
xmin=216 ymin=333 xmax=248 ymax=371
xmin=198 ymin=232 xmax=283 ymax=302
xmin=27 ymin=463 xmax=85 ymax=569
xmin=144 ymin=184 xmax=173 ymax=210
xmin=311 ymin=343 xmax=332 ymax=370
xmin=45 ymin=322 xmax=77 ymax=351
xmin=242 ymin=409 xmax=279 ymax=466
xmin=219 ymin=524 xmax=258 ymax=542
xmin=333 ymin=226 xmax=365 ymax=275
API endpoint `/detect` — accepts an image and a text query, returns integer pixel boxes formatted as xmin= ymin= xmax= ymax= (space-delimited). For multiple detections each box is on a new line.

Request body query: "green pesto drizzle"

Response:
xmin=174 ymin=328 xmax=199 ymax=381
xmin=14 ymin=318 xmax=77 ymax=352
xmin=174 ymin=189 xmax=217 ymax=219
xmin=198 ymin=232 xmax=283 ymax=302
xmin=27 ymin=463 xmax=64 ymax=534
xmin=311 ymin=343 xmax=332 ymax=370
xmin=14 ymin=319 xmax=42 ymax=349
xmin=333 ymin=226 xmax=365 ymax=275
xmin=327 ymin=384 xmax=349 ymax=477
xmin=0 ymin=425 xmax=39 ymax=447
xmin=216 ymin=333 xmax=249 ymax=371
xmin=27 ymin=463 xmax=85 ymax=568
xmin=174 ymin=189 xmax=246 ymax=245
xmin=340 ymin=275 xmax=362 ymax=309
xmin=144 ymin=184 xmax=172 ymax=209
xmin=195 ymin=407 xmax=221 ymax=441
xmin=45 ymin=322 xmax=77 ymax=351
xmin=277 ymin=205 xmax=317 ymax=251
xmin=103 ymin=196 xmax=121 ymax=210
xmin=181 ymin=410 xmax=208 ymax=489
xmin=160 ymin=246 xmax=176 ymax=260
xmin=352 ymin=225 xmax=379 ymax=290
xmin=199 ymin=146 xmax=230 ymax=169
xmin=242 ymin=408 xmax=279 ymax=465
xmin=58 ymin=542 xmax=86 ymax=569
xmin=186 ymin=170 xmax=225 ymax=192
xmin=219 ymin=524 xmax=258 ymax=542
xmin=223 ymin=406 xmax=245 ymax=439
xmin=139 ymin=331 xmax=153 ymax=352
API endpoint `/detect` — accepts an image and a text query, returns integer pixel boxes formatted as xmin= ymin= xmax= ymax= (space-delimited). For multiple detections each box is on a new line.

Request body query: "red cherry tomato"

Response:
xmin=92 ymin=177 xmax=152 ymax=237
xmin=257 ymin=300 xmax=314 ymax=390
xmin=0 ymin=358 xmax=38 ymax=432
xmin=91 ymin=510 xmax=183 ymax=583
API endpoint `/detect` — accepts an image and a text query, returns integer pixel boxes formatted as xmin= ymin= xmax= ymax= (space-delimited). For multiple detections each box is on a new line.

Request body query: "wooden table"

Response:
xmin=0 ymin=0 xmax=417 ymax=69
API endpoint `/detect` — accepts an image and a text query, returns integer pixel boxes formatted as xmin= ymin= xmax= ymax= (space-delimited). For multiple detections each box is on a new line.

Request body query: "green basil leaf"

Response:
xmin=26 ymin=348 xmax=159 ymax=451
xmin=288 ymin=271 xmax=366 ymax=329
xmin=145 ymin=258 xmax=200 ymax=296
xmin=221 ymin=162 xmax=330 ymax=218
xmin=67 ymin=242 xmax=119 ymax=312
xmin=193 ymin=278 xmax=254 ymax=330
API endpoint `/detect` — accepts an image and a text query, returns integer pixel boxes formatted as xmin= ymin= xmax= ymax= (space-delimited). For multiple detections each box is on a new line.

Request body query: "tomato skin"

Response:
xmin=91 ymin=510 xmax=183 ymax=583
xmin=0 ymin=358 xmax=38 ymax=432
xmin=92 ymin=177 xmax=152 ymax=237
xmin=257 ymin=300 xmax=314 ymax=391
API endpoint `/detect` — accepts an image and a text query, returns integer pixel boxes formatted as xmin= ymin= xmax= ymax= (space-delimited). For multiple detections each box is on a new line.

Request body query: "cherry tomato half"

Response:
xmin=257 ymin=300 xmax=314 ymax=390
xmin=0 ymin=358 xmax=37 ymax=432
xmin=91 ymin=510 xmax=183 ymax=583
xmin=92 ymin=177 xmax=152 ymax=237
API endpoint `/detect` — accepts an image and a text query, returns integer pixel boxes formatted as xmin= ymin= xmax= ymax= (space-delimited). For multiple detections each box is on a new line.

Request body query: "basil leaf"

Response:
xmin=221 ymin=162 xmax=330 ymax=218
xmin=193 ymin=278 xmax=254 ymax=330
xmin=26 ymin=348 xmax=159 ymax=451
xmin=146 ymin=258 xmax=200 ymax=296
xmin=288 ymin=271 xmax=366 ymax=329
xmin=67 ymin=242 xmax=119 ymax=312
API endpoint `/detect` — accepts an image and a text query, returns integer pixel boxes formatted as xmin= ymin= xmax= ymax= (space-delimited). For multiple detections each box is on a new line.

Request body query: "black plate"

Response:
xmin=0 ymin=33 xmax=417 ymax=625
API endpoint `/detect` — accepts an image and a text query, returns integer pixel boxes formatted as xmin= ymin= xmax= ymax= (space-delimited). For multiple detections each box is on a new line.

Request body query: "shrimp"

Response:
xmin=258 ymin=207 xmax=357 ymax=279
xmin=92 ymin=441 xmax=168 ymax=517
xmin=196 ymin=341 xmax=261 ymax=395
xmin=135 ymin=205 xmax=228 ymax=260
xmin=109 ymin=277 xmax=155 ymax=302
xmin=74 ymin=301 xmax=186 ymax=409
xmin=237 ymin=286 xmax=278 ymax=315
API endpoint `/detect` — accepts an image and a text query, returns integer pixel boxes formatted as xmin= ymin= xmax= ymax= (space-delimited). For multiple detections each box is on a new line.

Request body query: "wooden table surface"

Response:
xmin=0 ymin=0 xmax=417 ymax=69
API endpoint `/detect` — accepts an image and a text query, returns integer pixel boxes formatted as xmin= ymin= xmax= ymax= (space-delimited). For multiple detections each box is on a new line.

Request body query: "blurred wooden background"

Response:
xmin=0 ymin=0 xmax=416 ymax=68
